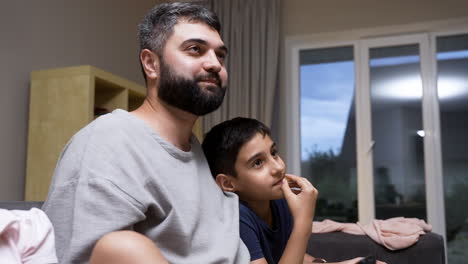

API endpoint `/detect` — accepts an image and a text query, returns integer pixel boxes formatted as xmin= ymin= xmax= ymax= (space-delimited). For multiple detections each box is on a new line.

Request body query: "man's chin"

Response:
xmin=181 ymin=100 xmax=224 ymax=116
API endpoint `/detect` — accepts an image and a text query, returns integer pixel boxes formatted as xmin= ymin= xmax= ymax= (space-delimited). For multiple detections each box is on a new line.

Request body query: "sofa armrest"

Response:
xmin=307 ymin=232 xmax=444 ymax=264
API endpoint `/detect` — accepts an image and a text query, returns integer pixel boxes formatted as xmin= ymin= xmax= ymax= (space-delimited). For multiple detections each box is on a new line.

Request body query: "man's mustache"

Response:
xmin=195 ymin=73 xmax=222 ymax=86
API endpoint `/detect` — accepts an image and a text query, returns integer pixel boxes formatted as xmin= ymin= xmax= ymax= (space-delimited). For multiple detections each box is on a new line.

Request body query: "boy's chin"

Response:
xmin=271 ymin=191 xmax=285 ymax=200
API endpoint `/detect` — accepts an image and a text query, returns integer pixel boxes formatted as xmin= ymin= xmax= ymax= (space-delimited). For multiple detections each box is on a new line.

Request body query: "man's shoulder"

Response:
xmin=54 ymin=109 xmax=150 ymax=171
xmin=46 ymin=110 xmax=154 ymax=205
xmin=86 ymin=109 xmax=135 ymax=134
xmin=71 ymin=110 xmax=143 ymax=147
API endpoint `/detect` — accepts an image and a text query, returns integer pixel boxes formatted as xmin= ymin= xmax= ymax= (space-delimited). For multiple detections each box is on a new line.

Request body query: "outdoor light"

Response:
xmin=417 ymin=130 xmax=425 ymax=137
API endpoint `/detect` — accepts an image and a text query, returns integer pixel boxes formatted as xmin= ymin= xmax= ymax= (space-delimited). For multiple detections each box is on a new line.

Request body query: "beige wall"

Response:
xmin=0 ymin=0 xmax=159 ymax=200
xmin=2 ymin=0 xmax=468 ymax=201
xmin=282 ymin=0 xmax=468 ymax=37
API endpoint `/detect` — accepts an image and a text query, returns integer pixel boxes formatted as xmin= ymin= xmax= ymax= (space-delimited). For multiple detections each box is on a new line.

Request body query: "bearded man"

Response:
xmin=43 ymin=2 xmax=250 ymax=263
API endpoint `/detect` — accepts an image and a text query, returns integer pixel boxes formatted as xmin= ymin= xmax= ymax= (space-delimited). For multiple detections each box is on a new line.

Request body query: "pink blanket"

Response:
xmin=0 ymin=208 xmax=57 ymax=264
xmin=312 ymin=217 xmax=432 ymax=250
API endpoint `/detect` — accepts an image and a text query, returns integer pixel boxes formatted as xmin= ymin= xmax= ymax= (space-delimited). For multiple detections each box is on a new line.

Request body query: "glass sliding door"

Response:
xmin=299 ymin=46 xmax=358 ymax=222
xmin=369 ymin=44 xmax=427 ymax=220
xmin=358 ymin=35 xmax=433 ymax=223
xmin=436 ymin=33 xmax=468 ymax=264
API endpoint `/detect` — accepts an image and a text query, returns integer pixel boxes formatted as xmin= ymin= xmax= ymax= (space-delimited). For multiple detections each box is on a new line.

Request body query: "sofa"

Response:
xmin=1 ymin=201 xmax=445 ymax=264
xmin=307 ymin=231 xmax=445 ymax=264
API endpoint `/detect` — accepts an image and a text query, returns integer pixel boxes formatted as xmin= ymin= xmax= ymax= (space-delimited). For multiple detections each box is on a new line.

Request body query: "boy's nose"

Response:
xmin=271 ymin=159 xmax=285 ymax=177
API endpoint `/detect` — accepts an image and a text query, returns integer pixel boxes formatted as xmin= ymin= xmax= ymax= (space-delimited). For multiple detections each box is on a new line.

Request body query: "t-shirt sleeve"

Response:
xmin=44 ymin=173 xmax=147 ymax=262
xmin=239 ymin=220 xmax=264 ymax=261
xmin=42 ymin=128 xmax=150 ymax=263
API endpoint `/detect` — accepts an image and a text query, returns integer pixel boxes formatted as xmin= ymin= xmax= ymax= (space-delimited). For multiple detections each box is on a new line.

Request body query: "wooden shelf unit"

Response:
xmin=25 ymin=65 xmax=146 ymax=201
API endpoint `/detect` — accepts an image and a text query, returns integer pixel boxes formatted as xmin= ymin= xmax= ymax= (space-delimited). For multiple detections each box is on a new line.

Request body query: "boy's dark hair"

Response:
xmin=138 ymin=2 xmax=221 ymax=83
xmin=202 ymin=117 xmax=271 ymax=179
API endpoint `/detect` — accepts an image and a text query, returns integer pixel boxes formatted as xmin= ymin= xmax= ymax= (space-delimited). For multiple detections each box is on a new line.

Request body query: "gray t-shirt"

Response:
xmin=43 ymin=109 xmax=250 ymax=263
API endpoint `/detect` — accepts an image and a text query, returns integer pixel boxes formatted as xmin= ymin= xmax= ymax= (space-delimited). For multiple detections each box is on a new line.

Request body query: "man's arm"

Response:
xmin=44 ymin=175 xmax=147 ymax=263
xmin=90 ymin=231 xmax=168 ymax=264
xmin=43 ymin=131 xmax=149 ymax=263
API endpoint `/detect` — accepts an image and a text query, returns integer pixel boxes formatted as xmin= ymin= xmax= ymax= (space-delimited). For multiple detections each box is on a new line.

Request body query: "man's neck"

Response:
xmin=131 ymin=98 xmax=196 ymax=151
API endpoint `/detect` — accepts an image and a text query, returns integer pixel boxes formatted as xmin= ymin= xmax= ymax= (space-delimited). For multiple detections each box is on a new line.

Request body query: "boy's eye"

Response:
xmin=252 ymin=159 xmax=263 ymax=168
xmin=271 ymin=149 xmax=278 ymax=157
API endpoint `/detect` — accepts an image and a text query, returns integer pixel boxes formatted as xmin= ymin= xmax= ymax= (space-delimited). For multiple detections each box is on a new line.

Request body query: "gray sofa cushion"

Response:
xmin=307 ymin=231 xmax=445 ymax=264
xmin=0 ymin=201 xmax=44 ymax=210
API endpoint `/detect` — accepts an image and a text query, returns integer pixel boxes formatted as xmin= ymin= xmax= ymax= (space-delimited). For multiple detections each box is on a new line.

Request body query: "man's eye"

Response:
xmin=217 ymin=52 xmax=227 ymax=61
xmin=187 ymin=46 xmax=201 ymax=53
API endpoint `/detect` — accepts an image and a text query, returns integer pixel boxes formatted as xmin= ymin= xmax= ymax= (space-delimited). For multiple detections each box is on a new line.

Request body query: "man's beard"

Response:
xmin=157 ymin=58 xmax=226 ymax=116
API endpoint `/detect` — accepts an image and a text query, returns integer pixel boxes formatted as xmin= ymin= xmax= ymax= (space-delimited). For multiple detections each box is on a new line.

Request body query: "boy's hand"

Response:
xmin=280 ymin=174 xmax=318 ymax=230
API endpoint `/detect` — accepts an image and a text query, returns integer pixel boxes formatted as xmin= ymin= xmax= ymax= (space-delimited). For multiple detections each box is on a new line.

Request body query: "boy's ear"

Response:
xmin=140 ymin=49 xmax=160 ymax=80
xmin=215 ymin=174 xmax=236 ymax=192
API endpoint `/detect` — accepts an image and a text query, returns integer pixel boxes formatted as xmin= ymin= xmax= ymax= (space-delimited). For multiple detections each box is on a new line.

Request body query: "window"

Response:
xmin=285 ymin=21 xmax=468 ymax=264
xmin=436 ymin=33 xmax=468 ymax=263
xmin=300 ymin=46 xmax=357 ymax=222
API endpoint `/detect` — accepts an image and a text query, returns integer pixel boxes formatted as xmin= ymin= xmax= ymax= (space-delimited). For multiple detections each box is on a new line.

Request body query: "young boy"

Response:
xmin=202 ymin=117 xmax=318 ymax=264
xmin=202 ymin=117 xmax=382 ymax=264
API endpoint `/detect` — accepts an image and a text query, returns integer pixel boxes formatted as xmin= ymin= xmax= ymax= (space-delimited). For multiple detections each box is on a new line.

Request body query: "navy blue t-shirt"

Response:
xmin=239 ymin=199 xmax=293 ymax=264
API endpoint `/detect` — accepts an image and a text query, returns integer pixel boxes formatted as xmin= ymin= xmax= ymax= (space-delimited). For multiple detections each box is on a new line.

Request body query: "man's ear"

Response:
xmin=215 ymin=174 xmax=236 ymax=192
xmin=140 ymin=49 xmax=159 ymax=81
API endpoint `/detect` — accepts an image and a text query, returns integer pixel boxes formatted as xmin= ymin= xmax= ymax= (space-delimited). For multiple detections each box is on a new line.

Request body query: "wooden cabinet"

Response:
xmin=25 ymin=65 xmax=146 ymax=201
xmin=25 ymin=65 xmax=204 ymax=201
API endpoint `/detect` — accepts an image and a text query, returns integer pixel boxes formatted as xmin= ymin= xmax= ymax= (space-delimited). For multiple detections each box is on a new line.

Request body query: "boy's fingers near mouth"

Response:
xmin=286 ymin=181 xmax=301 ymax=194
xmin=280 ymin=179 xmax=295 ymax=198
xmin=285 ymin=174 xmax=308 ymax=194
xmin=285 ymin=175 xmax=318 ymax=198
xmin=284 ymin=173 xmax=300 ymax=180
xmin=284 ymin=174 xmax=302 ymax=185
xmin=285 ymin=174 xmax=310 ymax=188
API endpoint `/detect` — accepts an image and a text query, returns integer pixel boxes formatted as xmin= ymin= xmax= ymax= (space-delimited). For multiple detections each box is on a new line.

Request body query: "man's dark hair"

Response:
xmin=202 ymin=117 xmax=271 ymax=179
xmin=138 ymin=2 xmax=221 ymax=82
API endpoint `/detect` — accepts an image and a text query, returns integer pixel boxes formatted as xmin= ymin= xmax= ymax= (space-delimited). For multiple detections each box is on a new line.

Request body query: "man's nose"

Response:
xmin=202 ymin=51 xmax=222 ymax=73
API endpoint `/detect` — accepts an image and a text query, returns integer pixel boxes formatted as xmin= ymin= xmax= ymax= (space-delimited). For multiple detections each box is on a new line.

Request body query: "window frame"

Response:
xmin=283 ymin=18 xmax=468 ymax=248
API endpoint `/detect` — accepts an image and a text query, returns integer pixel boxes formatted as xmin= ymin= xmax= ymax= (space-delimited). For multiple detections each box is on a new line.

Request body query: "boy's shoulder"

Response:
xmin=239 ymin=201 xmax=258 ymax=224
xmin=239 ymin=198 xmax=293 ymax=238
xmin=274 ymin=198 xmax=289 ymax=212
xmin=239 ymin=199 xmax=289 ymax=223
